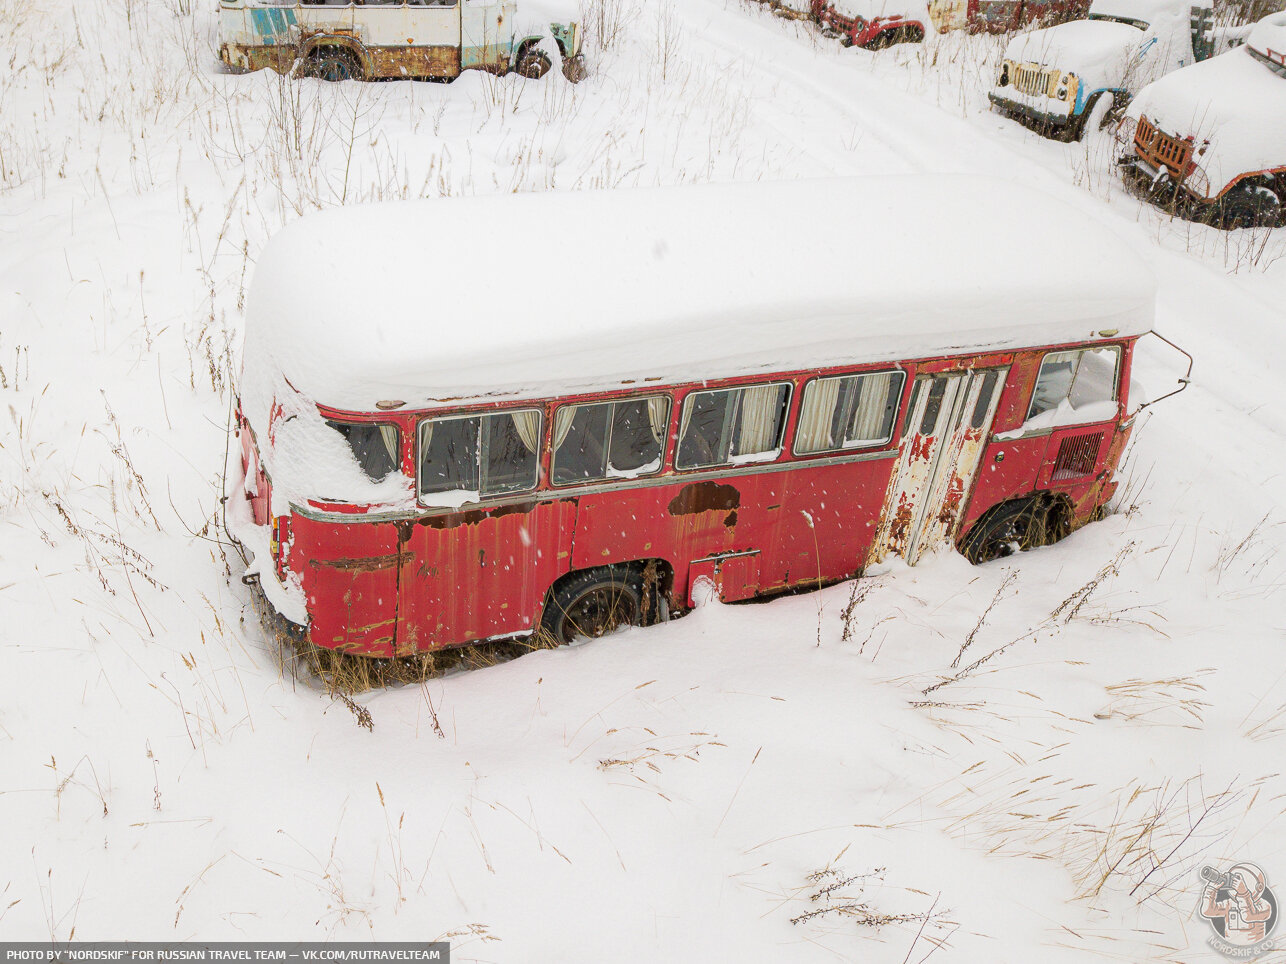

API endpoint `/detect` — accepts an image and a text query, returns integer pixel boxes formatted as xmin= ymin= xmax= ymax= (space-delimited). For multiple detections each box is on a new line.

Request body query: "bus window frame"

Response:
xmin=791 ymin=369 xmax=907 ymax=458
xmin=1025 ymin=345 xmax=1123 ymax=423
xmin=548 ymin=393 xmax=674 ymax=490
xmin=416 ymin=406 xmax=545 ymax=504
xmin=673 ymin=380 xmax=795 ymax=473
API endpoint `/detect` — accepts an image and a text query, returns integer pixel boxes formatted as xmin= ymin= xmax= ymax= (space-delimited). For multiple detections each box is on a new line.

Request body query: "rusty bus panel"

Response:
xmin=293 ymin=516 xmax=403 ymax=656
xmin=395 ymin=498 xmax=576 ymax=652
xmin=687 ymin=551 xmax=761 ymax=606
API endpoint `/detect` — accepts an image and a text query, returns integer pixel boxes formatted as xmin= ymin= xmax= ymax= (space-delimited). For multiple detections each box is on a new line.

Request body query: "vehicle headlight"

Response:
xmin=998 ymin=60 xmax=1012 ymax=85
xmin=1183 ymin=162 xmax=1210 ymax=198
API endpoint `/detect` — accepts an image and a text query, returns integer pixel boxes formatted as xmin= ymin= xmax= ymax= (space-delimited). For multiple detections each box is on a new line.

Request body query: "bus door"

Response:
xmin=461 ymin=0 xmax=513 ymax=70
xmin=871 ymin=368 xmax=1007 ymax=565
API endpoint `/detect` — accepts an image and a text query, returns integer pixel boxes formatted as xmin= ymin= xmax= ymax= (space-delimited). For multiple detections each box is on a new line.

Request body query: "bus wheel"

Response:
xmin=960 ymin=496 xmax=1070 ymax=564
xmin=540 ymin=566 xmax=645 ymax=645
xmin=303 ymin=48 xmax=361 ymax=82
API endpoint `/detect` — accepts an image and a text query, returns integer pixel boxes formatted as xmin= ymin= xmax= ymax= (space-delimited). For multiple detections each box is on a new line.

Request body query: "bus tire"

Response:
xmin=302 ymin=47 xmax=361 ymax=82
xmin=540 ymin=565 xmax=647 ymax=645
xmin=959 ymin=495 xmax=1071 ymax=564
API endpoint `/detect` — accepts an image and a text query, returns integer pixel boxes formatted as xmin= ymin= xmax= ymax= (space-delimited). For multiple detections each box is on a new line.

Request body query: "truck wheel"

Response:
xmin=1218 ymin=183 xmax=1284 ymax=230
xmin=562 ymin=53 xmax=589 ymax=83
xmin=514 ymin=47 xmax=552 ymax=80
xmin=540 ymin=566 xmax=646 ymax=644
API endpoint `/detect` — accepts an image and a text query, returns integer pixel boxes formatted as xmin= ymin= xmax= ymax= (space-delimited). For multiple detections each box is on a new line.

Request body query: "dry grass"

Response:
xmin=785 ymin=859 xmax=958 ymax=960
xmin=1093 ymin=671 xmax=1213 ymax=729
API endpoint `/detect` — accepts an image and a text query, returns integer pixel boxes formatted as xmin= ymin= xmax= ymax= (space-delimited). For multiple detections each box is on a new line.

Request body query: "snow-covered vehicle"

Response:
xmin=217 ymin=0 xmax=587 ymax=84
xmin=930 ymin=0 xmax=1089 ymax=35
xmin=817 ymin=0 xmax=932 ymax=47
xmin=1116 ymin=11 xmax=1286 ymax=228
xmin=230 ymin=178 xmax=1189 ymax=657
xmin=988 ymin=0 xmax=1209 ymax=141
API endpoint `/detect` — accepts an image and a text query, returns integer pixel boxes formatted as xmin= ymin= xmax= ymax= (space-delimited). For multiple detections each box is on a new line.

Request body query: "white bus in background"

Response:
xmin=218 ymin=0 xmax=587 ymax=84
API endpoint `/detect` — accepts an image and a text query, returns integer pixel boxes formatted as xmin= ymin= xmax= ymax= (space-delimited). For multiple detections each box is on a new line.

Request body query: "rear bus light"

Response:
xmin=270 ymin=515 xmax=291 ymax=581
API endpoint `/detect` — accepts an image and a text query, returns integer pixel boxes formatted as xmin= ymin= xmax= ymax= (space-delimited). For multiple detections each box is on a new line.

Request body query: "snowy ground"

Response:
xmin=2 ymin=0 xmax=1286 ymax=959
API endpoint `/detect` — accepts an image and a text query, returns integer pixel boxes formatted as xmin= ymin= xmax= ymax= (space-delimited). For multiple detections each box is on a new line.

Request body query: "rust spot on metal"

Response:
xmin=937 ymin=476 xmax=965 ymax=526
xmin=416 ymin=500 xmax=537 ymax=530
xmin=909 ymin=434 xmax=936 ymax=461
xmin=887 ymin=497 xmax=915 ymax=554
xmin=668 ymin=481 xmax=740 ymax=516
xmin=312 ymin=552 xmax=402 ymax=574
xmin=724 ymin=509 xmax=738 ymax=528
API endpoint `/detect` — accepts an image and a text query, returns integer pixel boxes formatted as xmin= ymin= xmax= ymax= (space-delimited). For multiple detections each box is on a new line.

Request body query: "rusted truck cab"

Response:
xmin=218 ymin=0 xmax=587 ymax=83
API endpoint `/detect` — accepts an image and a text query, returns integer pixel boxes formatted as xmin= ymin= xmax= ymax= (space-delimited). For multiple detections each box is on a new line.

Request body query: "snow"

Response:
xmin=3 ymin=0 xmax=1286 ymax=959
xmin=241 ymin=176 xmax=1153 ymax=425
xmin=1124 ymin=43 xmax=1286 ymax=199
xmin=995 ymin=397 xmax=1120 ymax=437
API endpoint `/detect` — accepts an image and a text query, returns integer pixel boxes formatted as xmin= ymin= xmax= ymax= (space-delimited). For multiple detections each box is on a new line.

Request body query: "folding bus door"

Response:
xmin=869 ymin=368 xmax=1007 ymax=566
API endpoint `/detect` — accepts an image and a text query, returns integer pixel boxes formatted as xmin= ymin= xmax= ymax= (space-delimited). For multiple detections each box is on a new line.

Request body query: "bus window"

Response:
xmin=325 ymin=420 xmax=400 ymax=481
xmin=795 ymin=371 xmax=905 ymax=455
xmin=677 ymin=383 xmax=790 ymax=469
xmin=1028 ymin=347 xmax=1121 ymax=420
xmin=418 ymin=410 xmax=541 ymax=500
xmin=552 ymin=396 xmax=670 ymax=485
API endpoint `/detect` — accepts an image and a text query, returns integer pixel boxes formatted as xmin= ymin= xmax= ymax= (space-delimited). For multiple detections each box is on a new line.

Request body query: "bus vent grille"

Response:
xmin=1051 ymin=432 xmax=1103 ymax=481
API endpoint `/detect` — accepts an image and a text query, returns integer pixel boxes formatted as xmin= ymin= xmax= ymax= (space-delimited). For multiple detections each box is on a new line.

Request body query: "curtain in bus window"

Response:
xmin=796 ymin=378 xmax=842 ymax=454
xmin=609 ymin=398 xmax=665 ymax=474
xmin=419 ymin=417 xmax=480 ymax=494
xmin=646 ymin=396 xmax=669 ymax=444
xmin=847 ymin=372 xmax=899 ymax=444
xmin=735 ymin=384 xmax=787 ymax=458
xmin=484 ymin=412 xmax=540 ymax=495
xmin=326 ymin=420 xmax=400 ymax=482
xmin=553 ymin=403 xmax=610 ymax=484
xmin=553 ymin=406 xmax=576 ymax=450
xmin=510 ymin=410 xmax=542 ymax=454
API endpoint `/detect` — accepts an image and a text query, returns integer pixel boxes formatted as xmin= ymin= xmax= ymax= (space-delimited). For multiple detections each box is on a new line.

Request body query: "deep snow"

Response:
xmin=1 ymin=0 xmax=1285 ymax=961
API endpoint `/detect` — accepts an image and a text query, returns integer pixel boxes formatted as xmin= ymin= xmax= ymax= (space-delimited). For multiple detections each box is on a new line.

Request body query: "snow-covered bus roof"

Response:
xmin=240 ymin=176 xmax=1155 ymax=419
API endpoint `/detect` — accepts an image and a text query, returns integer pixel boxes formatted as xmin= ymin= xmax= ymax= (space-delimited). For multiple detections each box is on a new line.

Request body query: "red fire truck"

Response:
xmin=230 ymin=178 xmax=1182 ymax=657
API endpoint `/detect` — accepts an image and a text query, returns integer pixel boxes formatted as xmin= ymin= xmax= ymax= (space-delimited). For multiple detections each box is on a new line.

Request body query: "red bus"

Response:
xmin=229 ymin=177 xmax=1178 ymax=658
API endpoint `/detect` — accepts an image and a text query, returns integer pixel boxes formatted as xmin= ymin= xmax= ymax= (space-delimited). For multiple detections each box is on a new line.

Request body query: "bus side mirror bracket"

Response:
xmin=1134 ymin=330 xmax=1193 ymax=412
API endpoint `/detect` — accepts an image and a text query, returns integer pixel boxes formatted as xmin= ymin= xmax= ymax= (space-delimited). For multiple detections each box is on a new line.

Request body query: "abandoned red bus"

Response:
xmin=230 ymin=177 xmax=1175 ymax=657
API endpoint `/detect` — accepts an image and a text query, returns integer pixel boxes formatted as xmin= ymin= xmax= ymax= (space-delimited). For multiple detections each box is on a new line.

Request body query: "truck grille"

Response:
xmin=1133 ymin=115 xmax=1192 ymax=178
xmin=1013 ymin=63 xmax=1053 ymax=96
